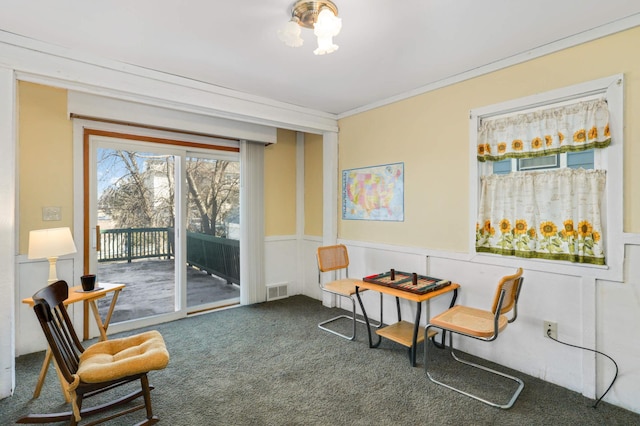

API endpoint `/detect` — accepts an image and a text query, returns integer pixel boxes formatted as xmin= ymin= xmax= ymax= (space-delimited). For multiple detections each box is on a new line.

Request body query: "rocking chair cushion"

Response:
xmin=78 ymin=330 xmax=169 ymax=383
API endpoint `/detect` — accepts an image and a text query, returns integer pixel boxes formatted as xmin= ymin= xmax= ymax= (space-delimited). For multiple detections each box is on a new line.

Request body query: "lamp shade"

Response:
xmin=28 ymin=227 xmax=77 ymax=260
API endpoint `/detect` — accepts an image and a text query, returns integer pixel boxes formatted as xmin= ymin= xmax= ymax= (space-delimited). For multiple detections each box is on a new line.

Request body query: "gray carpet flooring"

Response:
xmin=3 ymin=295 xmax=639 ymax=425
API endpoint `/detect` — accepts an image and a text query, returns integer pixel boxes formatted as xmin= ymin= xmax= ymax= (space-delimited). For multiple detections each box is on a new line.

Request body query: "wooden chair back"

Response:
xmin=490 ymin=268 xmax=524 ymax=321
xmin=317 ymin=244 xmax=350 ymax=273
xmin=32 ymin=280 xmax=85 ymax=385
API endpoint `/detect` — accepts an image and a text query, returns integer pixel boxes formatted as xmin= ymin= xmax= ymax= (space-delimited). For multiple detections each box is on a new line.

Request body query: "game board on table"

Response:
xmin=362 ymin=269 xmax=451 ymax=295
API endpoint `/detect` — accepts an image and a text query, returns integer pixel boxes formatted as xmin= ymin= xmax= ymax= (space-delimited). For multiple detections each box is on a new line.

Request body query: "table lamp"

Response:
xmin=28 ymin=227 xmax=77 ymax=284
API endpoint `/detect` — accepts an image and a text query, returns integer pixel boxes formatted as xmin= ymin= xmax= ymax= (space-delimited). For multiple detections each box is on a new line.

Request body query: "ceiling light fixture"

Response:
xmin=278 ymin=0 xmax=342 ymax=55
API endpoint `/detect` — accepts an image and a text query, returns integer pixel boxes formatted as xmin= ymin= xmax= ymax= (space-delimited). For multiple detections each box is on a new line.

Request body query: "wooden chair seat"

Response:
xmin=322 ymin=278 xmax=365 ymax=297
xmin=316 ymin=244 xmax=381 ymax=340
xmin=429 ymin=305 xmax=509 ymax=338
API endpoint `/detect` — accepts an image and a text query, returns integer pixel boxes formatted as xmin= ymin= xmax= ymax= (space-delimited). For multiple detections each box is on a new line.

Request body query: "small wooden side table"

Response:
xmin=355 ymin=280 xmax=459 ymax=367
xmin=22 ymin=282 xmax=125 ymax=401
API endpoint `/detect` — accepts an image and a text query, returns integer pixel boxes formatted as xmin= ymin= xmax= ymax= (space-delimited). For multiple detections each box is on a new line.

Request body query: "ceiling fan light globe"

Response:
xmin=313 ymin=35 xmax=339 ymax=55
xmin=314 ymin=8 xmax=342 ymax=37
xmin=278 ymin=20 xmax=304 ymax=47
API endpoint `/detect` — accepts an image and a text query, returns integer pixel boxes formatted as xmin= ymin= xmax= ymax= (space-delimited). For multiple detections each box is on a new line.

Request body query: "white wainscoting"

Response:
xmin=264 ymin=236 xmax=299 ymax=297
xmin=596 ymin=244 xmax=640 ymax=412
xmin=329 ymin=239 xmax=640 ymax=415
xmin=14 ymin=236 xmax=640 ymax=413
xmin=300 ymin=237 xmax=322 ymax=301
xmin=265 ymin=236 xmax=324 ymax=302
xmin=15 ymin=256 xmax=79 ymax=356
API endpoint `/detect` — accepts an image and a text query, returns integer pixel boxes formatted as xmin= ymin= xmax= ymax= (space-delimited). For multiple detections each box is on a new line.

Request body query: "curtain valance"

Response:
xmin=477 ymin=99 xmax=610 ymax=162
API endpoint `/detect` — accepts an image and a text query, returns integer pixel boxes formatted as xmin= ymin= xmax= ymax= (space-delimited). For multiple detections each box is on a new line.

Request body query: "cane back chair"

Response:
xmin=316 ymin=244 xmax=381 ymax=340
xmin=424 ymin=268 xmax=524 ymax=409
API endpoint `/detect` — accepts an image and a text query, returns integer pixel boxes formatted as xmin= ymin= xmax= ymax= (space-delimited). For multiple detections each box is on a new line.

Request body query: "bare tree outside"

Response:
xmin=95 ymin=147 xmax=241 ymax=321
xmin=98 ymin=150 xmax=239 ymax=237
xmin=98 ymin=150 xmax=160 ymax=229
xmin=185 ymin=156 xmax=240 ymax=237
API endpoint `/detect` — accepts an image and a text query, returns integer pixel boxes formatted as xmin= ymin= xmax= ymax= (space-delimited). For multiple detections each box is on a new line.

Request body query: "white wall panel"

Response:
xmin=596 ymin=244 xmax=640 ymax=412
xmin=264 ymin=238 xmax=298 ymax=296
xmin=0 ymin=66 xmax=16 ymax=398
xmin=16 ymin=257 xmax=77 ymax=356
xmin=301 ymin=238 xmax=323 ymax=301
xmin=325 ymin=240 xmax=640 ymax=414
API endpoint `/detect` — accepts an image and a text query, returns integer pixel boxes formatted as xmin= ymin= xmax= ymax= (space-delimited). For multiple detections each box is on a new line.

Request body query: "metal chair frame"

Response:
xmin=424 ymin=268 xmax=524 ymax=409
xmin=317 ymin=244 xmax=382 ymax=340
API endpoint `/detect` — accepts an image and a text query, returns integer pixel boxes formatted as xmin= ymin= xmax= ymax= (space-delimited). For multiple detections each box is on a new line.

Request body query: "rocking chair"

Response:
xmin=18 ymin=280 xmax=170 ymax=425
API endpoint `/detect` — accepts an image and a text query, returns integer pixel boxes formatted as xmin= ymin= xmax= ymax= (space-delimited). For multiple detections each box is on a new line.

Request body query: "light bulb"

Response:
xmin=314 ymin=8 xmax=341 ymax=37
xmin=313 ymin=35 xmax=338 ymax=55
xmin=313 ymin=8 xmax=341 ymax=55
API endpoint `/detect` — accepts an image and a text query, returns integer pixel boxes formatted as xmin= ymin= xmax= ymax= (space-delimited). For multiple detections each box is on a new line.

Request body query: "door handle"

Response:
xmin=96 ymin=225 xmax=101 ymax=252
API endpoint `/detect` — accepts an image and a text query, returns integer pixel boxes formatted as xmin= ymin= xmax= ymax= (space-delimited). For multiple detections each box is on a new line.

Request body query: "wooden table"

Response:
xmin=21 ymin=282 xmax=125 ymax=401
xmin=355 ymin=280 xmax=459 ymax=367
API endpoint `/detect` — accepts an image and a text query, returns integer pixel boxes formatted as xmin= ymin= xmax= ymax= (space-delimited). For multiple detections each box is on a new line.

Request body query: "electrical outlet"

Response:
xmin=544 ymin=320 xmax=557 ymax=339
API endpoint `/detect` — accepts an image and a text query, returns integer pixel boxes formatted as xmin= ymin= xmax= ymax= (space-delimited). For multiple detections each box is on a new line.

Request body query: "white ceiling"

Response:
xmin=2 ymin=1 xmax=640 ymax=115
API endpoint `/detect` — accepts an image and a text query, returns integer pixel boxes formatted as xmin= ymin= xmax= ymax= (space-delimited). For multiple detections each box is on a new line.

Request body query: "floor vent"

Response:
xmin=267 ymin=283 xmax=289 ymax=301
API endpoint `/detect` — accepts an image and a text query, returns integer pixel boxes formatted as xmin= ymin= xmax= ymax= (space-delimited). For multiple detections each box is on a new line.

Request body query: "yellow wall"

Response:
xmin=304 ymin=133 xmax=323 ymax=237
xmin=338 ymin=26 xmax=640 ymax=251
xmin=21 ymin=27 xmax=640 ymax=251
xmin=18 ymin=82 xmax=73 ymax=254
xmin=264 ymin=129 xmax=297 ymax=236
xmin=18 ymin=84 xmax=299 ymax=248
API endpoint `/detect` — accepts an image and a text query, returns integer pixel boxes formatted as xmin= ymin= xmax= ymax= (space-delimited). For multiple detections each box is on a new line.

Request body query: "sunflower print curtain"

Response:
xmin=476 ymin=168 xmax=606 ymax=265
xmin=477 ymin=99 xmax=610 ymax=162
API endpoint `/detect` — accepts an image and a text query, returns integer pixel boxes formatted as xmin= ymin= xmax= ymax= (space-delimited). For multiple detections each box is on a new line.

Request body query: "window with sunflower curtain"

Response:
xmin=475 ymin=98 xmax=610 ymax=265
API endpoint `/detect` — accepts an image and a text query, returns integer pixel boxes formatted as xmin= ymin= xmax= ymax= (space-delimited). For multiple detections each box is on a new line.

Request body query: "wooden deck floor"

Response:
xmin=96 ymin=259 xmax=240 ymax=323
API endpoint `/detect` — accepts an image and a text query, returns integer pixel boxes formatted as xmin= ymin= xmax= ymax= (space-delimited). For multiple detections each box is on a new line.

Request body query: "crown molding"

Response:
xmin=0 ymin=30 xmax=338 ymax=134
xmin=338 ymin=13 xmax=640 ymax=119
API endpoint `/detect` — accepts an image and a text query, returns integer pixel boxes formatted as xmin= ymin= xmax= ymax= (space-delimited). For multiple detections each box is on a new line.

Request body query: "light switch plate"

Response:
xmin=42 ymin=206 xmax=61 ymax=221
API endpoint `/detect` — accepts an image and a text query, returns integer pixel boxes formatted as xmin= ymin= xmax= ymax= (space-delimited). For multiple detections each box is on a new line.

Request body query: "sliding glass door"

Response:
xmin=184 ymin=153 xmax=240 ymax=310
xmin=86 ymin=132 xmax=240 ymax=327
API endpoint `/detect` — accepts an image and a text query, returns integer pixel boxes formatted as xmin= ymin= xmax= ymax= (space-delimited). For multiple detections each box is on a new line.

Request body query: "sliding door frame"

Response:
xmin=76 ymin=122 xmax=241 ymax=335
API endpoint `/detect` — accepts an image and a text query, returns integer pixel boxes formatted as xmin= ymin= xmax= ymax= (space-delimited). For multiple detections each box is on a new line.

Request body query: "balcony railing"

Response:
xmin=186 ymin=232 xmax=240 ymax=285
xmin=98 ymin=227 xmax=240 ymax=284
xmin=99 ymin=227 xmax=172 ymax=262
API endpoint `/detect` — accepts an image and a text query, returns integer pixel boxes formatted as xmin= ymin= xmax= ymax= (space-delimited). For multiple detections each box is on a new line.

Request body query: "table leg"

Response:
xmin=33 ymin=348 xmax=71 ymax=403
xmin=84 ymin=289 xmax=122 ymax=342
xmin=33 ymin=348 xmax=52 ymax=399
xmin=83 ymin=300 xmax=90 ymax=340
xmin=410 ymin=301 xmax=422 ymax=367
xmin=51 ymin=357 xmax=71 ymax=403
xmin=89 ymin=301 xmax=108 ymax=341
xmin=103 ymin=289 xmax=121 ymax=332
xmin=355 ymin=286 xmax=381 ymax=348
